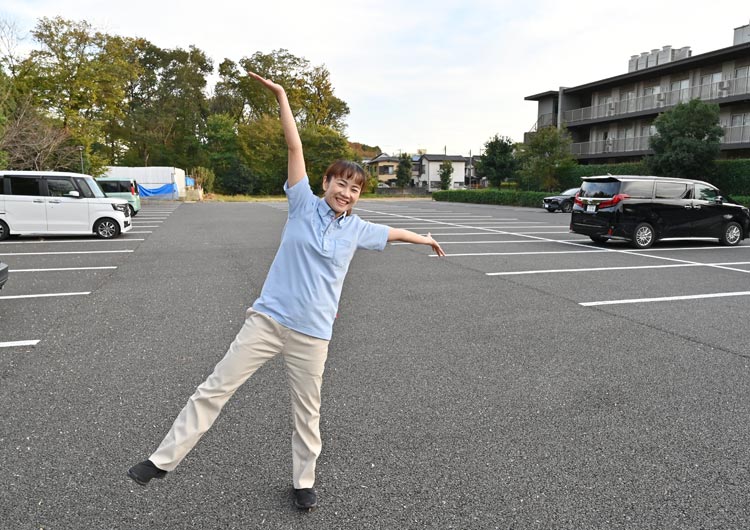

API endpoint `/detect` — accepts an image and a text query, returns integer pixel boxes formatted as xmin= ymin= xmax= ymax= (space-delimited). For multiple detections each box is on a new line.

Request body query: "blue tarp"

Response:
xmin=185 ymin=177 xmax=195 ymax=186
xmin=138 ymin=183 xmax=178 ymax=199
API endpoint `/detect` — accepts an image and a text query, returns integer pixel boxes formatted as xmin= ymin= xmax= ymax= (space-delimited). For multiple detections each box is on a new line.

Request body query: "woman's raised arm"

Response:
xmin=247 ymin=71 xmax=306 ymax=188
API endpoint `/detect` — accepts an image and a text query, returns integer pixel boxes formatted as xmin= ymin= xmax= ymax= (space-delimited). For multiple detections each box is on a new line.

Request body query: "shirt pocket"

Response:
xmin=332 ymin=238 xmax=353 ymax=269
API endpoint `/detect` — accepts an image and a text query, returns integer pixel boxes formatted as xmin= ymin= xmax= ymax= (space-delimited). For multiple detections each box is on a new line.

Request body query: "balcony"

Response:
xmin=570 ymin=125 xmax=750 ymax=157
xmin=563 ymin=76 xmax=750 ymax=125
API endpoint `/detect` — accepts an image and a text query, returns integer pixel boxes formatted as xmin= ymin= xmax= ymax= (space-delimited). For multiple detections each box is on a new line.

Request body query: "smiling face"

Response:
xmin=321 ymin=161 xmax=367 ymax=217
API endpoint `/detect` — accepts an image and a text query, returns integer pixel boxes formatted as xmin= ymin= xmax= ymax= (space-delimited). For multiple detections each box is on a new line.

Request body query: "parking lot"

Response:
xmin=2 ymin=198 xmax=749 ymax=529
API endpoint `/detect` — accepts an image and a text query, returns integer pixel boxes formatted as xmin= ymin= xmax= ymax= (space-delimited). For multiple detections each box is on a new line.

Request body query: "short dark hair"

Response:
xmin=324 ymin=160 xmax=367 ymax=188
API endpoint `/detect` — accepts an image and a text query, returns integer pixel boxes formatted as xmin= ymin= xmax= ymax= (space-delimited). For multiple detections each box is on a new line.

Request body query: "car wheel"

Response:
xmin=720 ymin=221 xmax=742 ymax=246
xmin=94 ymin=218 xmax=120 ymax=239
xmin=631 ymin=222 xmax=655 ymax=249
xmin=128 ymin=205 xmax=136 ymax=217
xmin=0 ymin=220 xmax=8 ymax=241
xmin=546 ymin=208 xmax=556 ymax=213
xmin=589 ymin=235 xmax=607 ymax=244
xmin=562 ymin=201 xmax=573 ymax=213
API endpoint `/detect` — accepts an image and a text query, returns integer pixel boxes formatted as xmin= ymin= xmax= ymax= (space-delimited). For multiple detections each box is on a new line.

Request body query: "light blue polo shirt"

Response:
xmin=252 ymin=176 xmax=390 ymax=340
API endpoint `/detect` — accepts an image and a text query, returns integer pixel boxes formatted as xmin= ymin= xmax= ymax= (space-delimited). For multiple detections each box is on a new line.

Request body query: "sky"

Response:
xmin=2 ymin=1 xmax=749 ymax=157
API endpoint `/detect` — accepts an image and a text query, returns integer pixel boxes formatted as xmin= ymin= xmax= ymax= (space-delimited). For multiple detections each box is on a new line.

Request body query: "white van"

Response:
xmin=0 ymin=171 xmax=132 ymax=240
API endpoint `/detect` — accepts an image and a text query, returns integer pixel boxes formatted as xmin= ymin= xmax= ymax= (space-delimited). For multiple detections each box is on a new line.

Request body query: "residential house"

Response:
xmin=415 ymin=154 xmax=466 ymax=189
xmin=525 ymin=21 xmax=750 ymax=163
xmin=366 ymin=153 xmax=400 ymax=183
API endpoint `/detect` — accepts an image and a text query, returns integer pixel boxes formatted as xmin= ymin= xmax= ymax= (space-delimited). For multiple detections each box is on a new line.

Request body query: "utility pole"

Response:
xmin=77 ymin=146 xmax=85 ymax=174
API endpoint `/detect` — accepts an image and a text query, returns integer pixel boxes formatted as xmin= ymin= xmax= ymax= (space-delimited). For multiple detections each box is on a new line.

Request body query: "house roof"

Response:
xmin=525 ymin=40 xmax=750 ymax=98
xmin=421 ymin=154 xmax=467 ymax=162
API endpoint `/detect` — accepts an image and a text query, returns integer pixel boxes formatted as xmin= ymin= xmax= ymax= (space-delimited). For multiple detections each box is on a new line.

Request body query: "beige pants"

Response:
xmin=150 ymin=309 xmax=329 ymax=489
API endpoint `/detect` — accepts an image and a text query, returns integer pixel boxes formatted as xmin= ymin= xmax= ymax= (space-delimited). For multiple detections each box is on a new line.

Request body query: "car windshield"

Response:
xmin=579 ymin=180 xmax=620 ymax=198
xmin=84 ymin=176 xmax=106 ymax=198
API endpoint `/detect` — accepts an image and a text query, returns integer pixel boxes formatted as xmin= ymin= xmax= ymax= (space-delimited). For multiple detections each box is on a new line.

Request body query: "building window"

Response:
xmin=670 ymin=79 xmax=690 ymax=104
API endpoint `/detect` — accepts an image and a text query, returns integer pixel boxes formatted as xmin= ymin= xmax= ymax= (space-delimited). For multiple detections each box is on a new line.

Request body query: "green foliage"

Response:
xmin=432 ymin=188 xmax=547 ymax=207
xmin=191 ymin=166 xmax=216 ymax=193
xmin=365 ymin=175 xmax=379 ymax=193
xmin=711 ymin=159 xmax=750 ymax=195
xmin=475 ymin=134 xmax=517 ymax=187
xmin=0 ymin=17 xmax=359 ymax=196
xmin=645 ymin=99 xmax=723 ymax=179
xmin=217 ymin=49 xmax=350 ymax=133
xmin=439 ymin=160 xmax=454 ymax=190
xmin=515 ymin=126 xmax=577 ymax=190
xmin=396 ymin=153 xmax=411 ymax=188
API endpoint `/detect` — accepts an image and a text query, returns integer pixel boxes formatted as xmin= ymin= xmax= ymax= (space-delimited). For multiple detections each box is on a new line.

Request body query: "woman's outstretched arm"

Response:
xmin=387 ymin=229 xmax=446 ymax=256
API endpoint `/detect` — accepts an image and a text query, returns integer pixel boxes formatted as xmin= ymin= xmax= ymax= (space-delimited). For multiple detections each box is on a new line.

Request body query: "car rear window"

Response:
xmin=579 ymin=180 xmax=621 ymax=198
xmin=98 ymin=181 xmax=125 ymax=193
xmin=0 ymin=176 xmax=4 ymax=194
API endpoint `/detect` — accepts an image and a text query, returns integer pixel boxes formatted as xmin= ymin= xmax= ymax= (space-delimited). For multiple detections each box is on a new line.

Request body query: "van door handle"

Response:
xmin=33 ymin=199 xmax=44 ymax=203
xmin=48 ymin=200 xmax=61 ymax=204
xmin=684 ymin=204 xmax=693 ymax=209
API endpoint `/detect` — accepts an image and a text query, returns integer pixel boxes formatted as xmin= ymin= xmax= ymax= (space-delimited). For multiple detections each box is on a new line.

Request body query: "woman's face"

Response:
xmin=322 ymin=175 xmax=362 ymax=216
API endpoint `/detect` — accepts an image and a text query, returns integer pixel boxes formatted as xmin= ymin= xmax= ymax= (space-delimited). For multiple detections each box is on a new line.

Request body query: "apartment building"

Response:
xmin=525 ymin=22 xmax=750 ymax=163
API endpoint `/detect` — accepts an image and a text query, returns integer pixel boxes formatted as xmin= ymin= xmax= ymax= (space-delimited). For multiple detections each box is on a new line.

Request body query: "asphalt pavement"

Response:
xmin=1 ymin=199 xmax=748 ymax=529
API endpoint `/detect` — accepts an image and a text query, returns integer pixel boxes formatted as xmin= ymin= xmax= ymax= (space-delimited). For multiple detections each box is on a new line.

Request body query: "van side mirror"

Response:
xmin=714 ymin=195 xmax=724 ymax=204
xmin=67 ymin=190 xmax=80 ymax=198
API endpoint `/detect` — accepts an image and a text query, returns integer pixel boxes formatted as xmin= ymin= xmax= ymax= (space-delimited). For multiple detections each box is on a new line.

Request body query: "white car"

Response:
xmin=0 ymin=171 xmax=132 ymax=240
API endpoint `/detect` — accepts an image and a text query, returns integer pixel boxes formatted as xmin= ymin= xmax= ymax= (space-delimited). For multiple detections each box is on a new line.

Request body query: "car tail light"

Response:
xmin=574 ymin=192 xmax=583 ymax=207
xmin=597 ymin=193 xmax=630 ymax=209
xmin=130 ymin=184 xmax=136 ymax=195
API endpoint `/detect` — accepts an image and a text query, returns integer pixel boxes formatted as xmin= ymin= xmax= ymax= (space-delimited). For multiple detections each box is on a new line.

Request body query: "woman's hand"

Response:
xmin=426 ymin=232 xmax=446 ymax=257
xmin=246 ymin=71 xmax=285 ymax=98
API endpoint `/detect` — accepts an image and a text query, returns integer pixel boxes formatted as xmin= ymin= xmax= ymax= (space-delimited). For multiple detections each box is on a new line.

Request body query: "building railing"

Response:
xmin=570 ymin=125 xmax=750 ymax=156
xmin=563 ymin=75 xmax=750 ymax=124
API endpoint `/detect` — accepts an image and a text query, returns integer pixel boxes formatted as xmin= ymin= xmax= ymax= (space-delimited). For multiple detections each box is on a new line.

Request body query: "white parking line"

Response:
xmin=0 ymin=340 xmax=40 ymax=348
xmin=11 ymin=266 xmax=117 ymax=273
xmin=128 ymin=231 xmax=153 ymax=234
xmin=581 ymin=291 xmax=750 ymax=307
xmin=487 ymin=262 xmax=750 ymax=276
xmin=0 ymin=291 xmax=90 ymax=300
xmin=131 ymin=225 xmax=160 ymax=228
xmin=0 ymin=239 xmax=144 ymax=244
xmin=0 ymin=250 xmax=133 ymax=256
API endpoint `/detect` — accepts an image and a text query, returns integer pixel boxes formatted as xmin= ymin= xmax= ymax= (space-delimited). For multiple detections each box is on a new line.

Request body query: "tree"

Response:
xmin=396 ymin=153 xmax=412 ymax=188
xmin=18 ymin=17 xmax=141 ymax=172
xmin=439 ymin=160 xmax=454 ymax=190
xmin=476 ymin=134 xmax=517 ymax=187
xmin=0 ymin=96 xmax=81 ymax=170
xmin=516 ymin=126 xmax=576 ymax=190
xmin=645 ymin=99 xmax=723 ymax=179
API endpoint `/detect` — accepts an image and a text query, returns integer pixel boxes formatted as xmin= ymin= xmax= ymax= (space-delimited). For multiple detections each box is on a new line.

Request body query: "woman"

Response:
xmin=127 ymin=71 xmax=445 ymax=511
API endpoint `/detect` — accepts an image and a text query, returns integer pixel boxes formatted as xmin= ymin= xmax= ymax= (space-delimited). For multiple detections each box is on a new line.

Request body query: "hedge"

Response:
xmin=432 ymin=189 xmax=548 ymax=207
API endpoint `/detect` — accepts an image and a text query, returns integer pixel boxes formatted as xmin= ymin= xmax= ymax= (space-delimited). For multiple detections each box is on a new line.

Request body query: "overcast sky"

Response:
xmin=2 ymin=1 xmax=748 ymax=157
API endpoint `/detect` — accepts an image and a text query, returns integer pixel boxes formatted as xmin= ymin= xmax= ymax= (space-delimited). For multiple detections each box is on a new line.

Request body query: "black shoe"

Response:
xmin=127 ymin=459 xmax=167 ymax=486
xmin=294 ymin=488 xmax=318 ymax=510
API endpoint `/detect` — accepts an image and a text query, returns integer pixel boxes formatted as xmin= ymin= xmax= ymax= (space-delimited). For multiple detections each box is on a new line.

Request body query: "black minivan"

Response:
xmin=570 ymin=175 xmax=750 ymax=249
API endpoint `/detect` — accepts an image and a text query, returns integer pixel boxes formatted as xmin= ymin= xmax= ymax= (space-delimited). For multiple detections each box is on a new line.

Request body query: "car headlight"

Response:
xmin=111 ymin=203 xmax=128 ymax=213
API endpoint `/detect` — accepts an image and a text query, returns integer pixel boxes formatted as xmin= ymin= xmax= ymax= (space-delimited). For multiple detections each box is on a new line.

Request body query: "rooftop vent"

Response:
xmin=735 ymin=20 xmax=750 ymax=45
xmin=628 ymin=45 xmax=691 ymax=72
